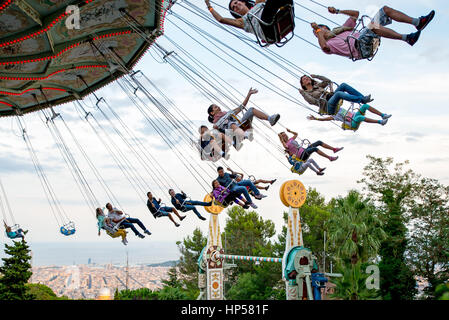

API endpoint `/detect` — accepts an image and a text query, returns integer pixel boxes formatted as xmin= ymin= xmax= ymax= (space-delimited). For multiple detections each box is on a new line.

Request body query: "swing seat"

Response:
xmin=179 ymin=197 xmax=192 ymax=212
xmin=289 ymin=155 xmax=304 ymax=175
xmin=151 ymin=203 xmax=167 ymax=219
xmin=60 ymin=223 xmax=76 ymax=236
xmin=318 ymin=82 xmax=343 ymax=115
xmin=253 ymin=5 xmax=295 ymax=47
xmin=231 ymin=114 xmax=252 ymax=131
xmin=106 ymin=229 xmax=126 ymax=239
xmin=346 ymin=15 xmax=381 ymax=62
xmin=341 ymin=106 xmax=365 ymax=131
xmin=341 ymin=122 xmax=361 ymax=131
xmin=5 ymin=224 xmax=24 ymax=239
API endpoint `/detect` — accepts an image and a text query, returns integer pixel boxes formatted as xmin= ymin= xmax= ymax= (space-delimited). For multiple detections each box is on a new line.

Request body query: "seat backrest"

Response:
xmin=275 ymin=6 xmax=294 ymax=39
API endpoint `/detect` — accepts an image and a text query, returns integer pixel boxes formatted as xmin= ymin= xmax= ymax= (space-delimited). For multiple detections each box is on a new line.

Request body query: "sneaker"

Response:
xmin=380 ymin=119 xmax=388 ymax=126
xmin=330 ymin=156 xmax=338 ymax=162
xmin=180 ymin=216 xmax=186 ymax=221
xmin=243 ymin=204 xmax=250 ymax=209
xmin=199 ymin=216 xmax=207 ymax=221
xmin=254 ymin=194 xmax=267 ymax=200
xmin=175 ymin=223 xmax=180 ymax=227
xmin=122 ymin=239 xmax=128 ymax=246
xmin=224 ymin=152 xmax=230 ymax=160
xmin=416 ymin=10 xmax=435 ymax=31
xmin=362 ymin=95 xmax=373 ymax=104
xmin=249 ymin=202 xmax=258 ymax=209
xmin=333 ymin=147 xmax=344 ymax=154
xmin=265 ymin=185 xmax=270 ymax=191
xmin=319 ymin=167 xmax=326 ymax=173
xmin=23 ymin=230 xmax=29 ymax=235
xmin=382 ymin=114 xmax=392 ymax=120
xmin=269 ymin=114 xmax=280 ymax=126
xmin=137 ymin=233 xmax=145 ymax=239
xmin=406 ymin=31 xmax=421 ymax=46
xmin=317 ymin=172 xmax=325 ymax=176
xmin=144 ymin=230 xmax=152 ymax=235
xmin=270 ymin=179 xmax=277 ymax=184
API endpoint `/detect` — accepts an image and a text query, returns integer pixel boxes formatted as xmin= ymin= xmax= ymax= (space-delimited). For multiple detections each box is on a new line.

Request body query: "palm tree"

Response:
xmin=327 ymin=190 xmax=386 ymax=266
xmin=326 ymin=190 xmax=386 ymax=300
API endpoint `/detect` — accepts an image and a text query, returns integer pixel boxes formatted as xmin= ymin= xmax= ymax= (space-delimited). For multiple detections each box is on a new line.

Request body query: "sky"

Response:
xmin=1 ymin=0 xmax=448 ymax=265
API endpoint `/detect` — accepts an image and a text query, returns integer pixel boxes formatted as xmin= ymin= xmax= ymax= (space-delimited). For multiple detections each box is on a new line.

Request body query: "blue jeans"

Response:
xmin=184 ymin=200 xmax=210 ymax=207
xmin=183 ymin=205 xmax=204 ymax=219
xmin=327 ymin=83 xmax=365 ymax=114
xmin=121 ymin=217 xmax=148 ymax=236
xmin=231 ymin=180 xmax=260 ymax=203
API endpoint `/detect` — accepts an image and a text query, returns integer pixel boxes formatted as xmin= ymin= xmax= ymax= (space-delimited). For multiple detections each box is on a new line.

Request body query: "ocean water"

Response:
xmin=0 ymin=241 xmax=180 ymax=266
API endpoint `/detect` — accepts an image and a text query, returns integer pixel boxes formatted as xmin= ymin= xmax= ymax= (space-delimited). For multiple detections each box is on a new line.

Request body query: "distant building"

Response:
xmin=88 ymin=258 xmax=92 ymax=265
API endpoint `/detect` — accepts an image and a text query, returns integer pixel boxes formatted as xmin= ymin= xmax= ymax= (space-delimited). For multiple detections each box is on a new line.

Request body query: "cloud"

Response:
xmin=332 ymin=135 xmax=382 ymax=146
xmin=422 ymin=157 xmax=449 ymax=163
xmin=0 ymin=155 xmax=34 ymax=173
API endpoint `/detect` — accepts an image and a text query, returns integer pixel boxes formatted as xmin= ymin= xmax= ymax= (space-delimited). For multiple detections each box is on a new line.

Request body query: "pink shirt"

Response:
xmin=286 ymin=137 xmax=304 ymax=157
xmin=325 ymin=18 xmax=360 ymax=59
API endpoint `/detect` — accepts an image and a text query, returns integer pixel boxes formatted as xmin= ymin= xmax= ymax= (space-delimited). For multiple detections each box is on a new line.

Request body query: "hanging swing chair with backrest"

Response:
xmin=246 ymin=3 xmax=295 ymax=47
xmin=60 ymin=221 xmax=76 ymax=236
xmin=4 ymin=223 xmax=23 ymax=239
xmin=1 ymin=179 xmax=26 ymax=240
xmin=346 ymin=15 xmax=381 ymax=61
xmin=100 ymin=208 xmax=127 ymax=237
xmin=198 ymin=131 xmax=228 ymax=162
xmin=214 ymin=107 xmax=252 ymax=132
xmin=211 ymin=179 xmax=239 ymax=208
xmin=213 ymin=107 xmax=253 ymax=148
xmin=317 ymin=81 xmax=344 ymax=116
xmin=339 ymin=103 xmax=364 ymax=132
xmin=179 ymin=195 xmax=193 ymax=212
xmin=289 ymin=139 xmax=310 ymax=175
xmin=151 ymin=202 xmax=169 ymax=219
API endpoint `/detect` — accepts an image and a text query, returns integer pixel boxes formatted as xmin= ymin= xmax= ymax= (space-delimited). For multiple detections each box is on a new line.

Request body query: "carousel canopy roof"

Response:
xmin=0 ymin=0 xmax=167 ymax=117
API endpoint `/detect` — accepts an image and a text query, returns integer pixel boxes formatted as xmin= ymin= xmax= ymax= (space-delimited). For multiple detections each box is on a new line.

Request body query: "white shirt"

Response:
xmin=107 ymin=207 xmax=125 ymax=224
xmin=243 ymin=3 xmax=268 ymax=43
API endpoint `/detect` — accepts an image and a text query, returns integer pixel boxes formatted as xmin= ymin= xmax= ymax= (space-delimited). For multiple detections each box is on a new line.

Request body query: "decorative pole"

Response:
xmin=280 ymin=180 xmax=315 ymax=300
xmin=200 ymin=194 xmax=225 ymax=300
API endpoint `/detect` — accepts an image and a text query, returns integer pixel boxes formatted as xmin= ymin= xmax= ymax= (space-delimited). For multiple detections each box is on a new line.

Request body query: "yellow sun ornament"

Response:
xmin=280 ymin=180 xmax=307 ymax=208
xmin=204 ymin=193 xmax=224 ymax=214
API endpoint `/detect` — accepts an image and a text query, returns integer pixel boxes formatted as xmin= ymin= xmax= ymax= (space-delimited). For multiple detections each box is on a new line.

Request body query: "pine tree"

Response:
xmin=0 ymin=240 xmax=35 ymax=300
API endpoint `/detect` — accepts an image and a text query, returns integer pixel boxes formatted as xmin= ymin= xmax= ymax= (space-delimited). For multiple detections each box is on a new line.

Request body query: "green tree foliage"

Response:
xmin=326 ymin=190 xmax=385 ymax=300
xmin=114 ymin=288 xmax=158 ymax=300
xmin=0 ymin=240 xmax=34 ymax=300
xmin=26 ymin=283 xmax=69 ymax=300
xmin=330 ymin=262 xmax=380 ymax=300
xmin=435 ymin=283 xmax=449 ymax=300
xmin=162 ymin=265 xmax=183 ymax=289
xmin=175 ymin=227 xmax=207 ymax=299
xmin=408 ymin=178 xmax=449 ymax=299
xmin=327 ymin=190 xmax=386 ymax=266
xmin=157 ymin=286 xmax=188 ymax=300
xmin=358 ymin=156 xmax=418 ymax=300
xmin=222 ymin=206 xmax=283 ymax=300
